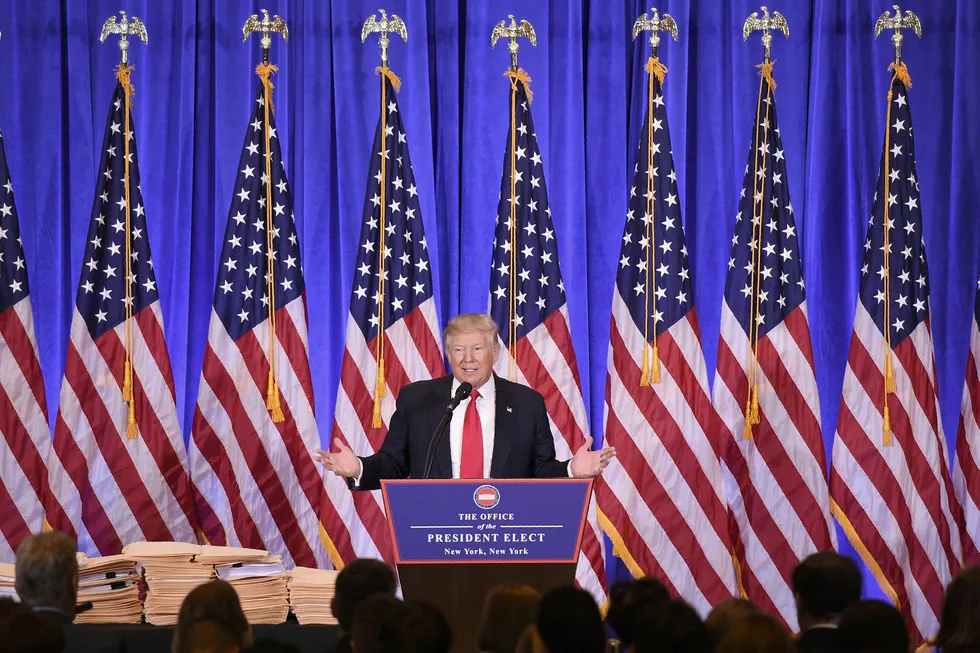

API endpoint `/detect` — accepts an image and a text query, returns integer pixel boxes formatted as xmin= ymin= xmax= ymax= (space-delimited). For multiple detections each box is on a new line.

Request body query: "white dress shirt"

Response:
xmin=450 ymin=376 xmax=496 ymax=478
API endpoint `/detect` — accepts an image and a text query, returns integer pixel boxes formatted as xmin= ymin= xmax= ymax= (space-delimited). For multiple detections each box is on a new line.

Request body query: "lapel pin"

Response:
xmin=506 ymin=406 xmax=513 ymax=413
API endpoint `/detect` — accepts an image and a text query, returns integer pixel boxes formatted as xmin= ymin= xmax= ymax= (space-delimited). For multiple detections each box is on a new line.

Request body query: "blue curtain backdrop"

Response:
xmin=3 ymin=0 xmax=979 ymax=593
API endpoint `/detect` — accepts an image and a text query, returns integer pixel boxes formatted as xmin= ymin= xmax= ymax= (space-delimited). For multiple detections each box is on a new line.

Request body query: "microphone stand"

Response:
xmin=422 ymin=407 xmax=455 ymax=479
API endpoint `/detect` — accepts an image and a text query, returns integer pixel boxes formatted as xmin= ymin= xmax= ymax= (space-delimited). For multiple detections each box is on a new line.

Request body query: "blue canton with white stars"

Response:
xmin=349 ymin=78 xmax=433 ymax=342
xmin=723 ymin=75 xmax=805 ymax=340
xmin=76 ymin=83 xmax=160 ymax=339
xmin=489 ymin=81 xmax=566 ymax=344
xmin=858 ymin=78 xmax=928 ymax=347
xmin=215 ymin=84 xmax=305 ymax=341
xmin=617 ymin=75 xmax=694 ymax=339
xmin=0 ymin=130 xmax=31 ymax=313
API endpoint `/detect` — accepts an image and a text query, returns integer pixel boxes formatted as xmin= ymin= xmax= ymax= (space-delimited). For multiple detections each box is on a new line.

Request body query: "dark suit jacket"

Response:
xmin=352 ymin=375 xmax=569 ymax=490
xmin=797 ymin=626 xmax=842 ymax=653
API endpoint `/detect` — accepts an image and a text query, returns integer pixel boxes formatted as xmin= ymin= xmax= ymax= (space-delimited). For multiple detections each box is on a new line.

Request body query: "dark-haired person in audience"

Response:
xmin=928 ymin=566 xmax=980 ymax=653
xmin=173 ymin=580 xmax=252 ymax=653
xmin=705 ymin=599 xmax=763 ymax=647
xmin=0 ymin=598 xmax=65 ymax=653
xmin=350 ymin=594 xmax=406 ymax=653
xmin=402 ymin=600 xmax=452 ymax=653
xmin=478 ymin=585 xmax=541 ymax=653
xmin=631 ymin=599 xmax=712 ymax=653
xmin=536 ymin=586 xmax=606 ymax=653
xmin=14 ymin=531 xmax=78 ymax=627
xmin=605 ymin=578 xmax=670 ymax=650
xmin=838 ymin=600 xmax=910 ymax=653
xmin=246 ymin=638 xmax=302 ymax=653
xmin=717 ymin=614 xmax=794 ymax=653
xmin=793 ymin=552 xmax=863 ymax=653
xmin=329 ymin=559 xmax=397 ymax=653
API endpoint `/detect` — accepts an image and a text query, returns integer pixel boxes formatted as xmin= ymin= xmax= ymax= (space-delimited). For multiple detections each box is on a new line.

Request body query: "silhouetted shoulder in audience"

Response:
xmin=793 ymin=551 xmax=863 ymax=653
xmin=328 ymin=559 xmax=397 ymax=653
xmin=536 ymin=586 xmax=606 ymax=653
xmin=350 ymin=594 xmax=407 ymax=653
xmin=605 ymin=577 xmax=670 ymax=649
xmin=402 ymin=599 xmax=452 ymax=653
xmin=931 ymin=565 xmax=980 ymax=653
xmin=838 ymin=600 xmax=909 ymax=653
xmin=717 ymin=613 xmax=794 ymax=653
xmin=705 ymin=599 xmax=762 ymax=647
xmin=173 ymin=579 xmax=252 ymax=653
xmin=478 ymin=585 xmax=541 ymax=653
xmin=513 ymin=625 xmax=549 ymax=653
xmin=14 ymin=531 xmax=79 ymax=628
xmin=0 ymin=598 xmax=65 ymax=653
xmin=631 ymin=598 xmax=712 ymax=653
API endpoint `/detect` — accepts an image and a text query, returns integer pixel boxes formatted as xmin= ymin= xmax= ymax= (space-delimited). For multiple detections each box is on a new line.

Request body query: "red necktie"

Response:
xmin=459 ymin=389 xmax=483 ymax=478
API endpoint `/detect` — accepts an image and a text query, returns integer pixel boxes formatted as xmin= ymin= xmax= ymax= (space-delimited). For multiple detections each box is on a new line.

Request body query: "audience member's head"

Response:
xmin=513 ymin=625 xmax=549 ymax=653
xmin=0 ymin=599 xmax=66 ymax=653
xmin=402 ymin=600 xmax=451 ymax=653
xmin=536 ymin=586 xmax=605 ymax=653
xmin=631 ymin=598 xmax=712 ymax=653
xmin=838 ymin=600 xmax=909 ymax=653
xmin=331 ymin=558 xmax=398 ymax=633
xmin=792 ymin=551 xmax=863 ymax=629
xmin=605 ymin=577 xmax=670 ymax=647
xmin=173 ymin=580 xmax=252 ymax=653
xmin=705 ymin=599 xmax=763 ymax=646
xmin=933 ymin=566 xmax=980 ymax=653
xmin=716 ymin=614 xmax=793 ymax=653
xmin=477 ymin=585 xmax=541 ymax=653
xmin=14 ymin=531 xmax=78 ymax=616
xmin=351 ymin=594 xmax=406 ymax=653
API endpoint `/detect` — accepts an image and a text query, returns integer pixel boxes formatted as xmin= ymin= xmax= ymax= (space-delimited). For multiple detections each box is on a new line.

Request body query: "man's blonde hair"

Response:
xmin=444 ymin=313 xmax=499 ymax=350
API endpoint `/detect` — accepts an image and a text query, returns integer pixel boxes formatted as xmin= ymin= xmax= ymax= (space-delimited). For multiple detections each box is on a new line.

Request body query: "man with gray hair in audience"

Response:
xmin=15 ymin=531 xmax=78 ymax=627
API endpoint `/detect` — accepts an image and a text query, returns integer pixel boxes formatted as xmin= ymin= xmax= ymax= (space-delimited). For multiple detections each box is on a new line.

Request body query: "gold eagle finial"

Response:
xmin=243 ymin=9 xmax=288 ymax=62
xmin=491 ymin=15 xmax=536 ymax=70
xmin=361 ymin=9 xmax=408 ymax=65
xmin=100 ymin=11 xmax=148 ymax=64
xmin=632 ymin=8 xmax=679 ymax=55
xmin=874 ymin=5 xmax=921 ymax=65
xmin=743 ymin=6 xmax=789 ymax=62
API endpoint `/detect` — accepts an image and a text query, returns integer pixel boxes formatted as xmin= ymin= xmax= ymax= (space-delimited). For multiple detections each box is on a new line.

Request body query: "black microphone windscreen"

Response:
xmin=458 ymin=382 xmax=473 ymax=398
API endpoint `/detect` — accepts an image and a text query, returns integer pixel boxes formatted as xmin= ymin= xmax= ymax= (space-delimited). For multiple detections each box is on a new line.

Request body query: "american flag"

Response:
xmin=0 ymin=128 xmax=58 ymax=562
xmin=46 ymin=79 xmax=198 ymax=555
xmin=711 ymin=66 xmax=835 ymax=629
xmin=953 ymin=276 xmax=980 ymax=567
xmin=594 ymin=60 xmax=736 ymax=615
xmin=488 ymin=74 xmax=607 ymax=605
xmin=321 ymin=73 xmax=444 ymax=567
xmin=829 ymin=70 xmax=963 ymax=644
xmin=188 ymin=71 xmax=330 ymax=569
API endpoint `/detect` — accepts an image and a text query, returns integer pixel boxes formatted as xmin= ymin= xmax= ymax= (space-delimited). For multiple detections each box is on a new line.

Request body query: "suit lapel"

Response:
xmin=490 ymin=376 xmax=513 ymax=477
xmin=429 ymin=376 xmax=454 ymax=479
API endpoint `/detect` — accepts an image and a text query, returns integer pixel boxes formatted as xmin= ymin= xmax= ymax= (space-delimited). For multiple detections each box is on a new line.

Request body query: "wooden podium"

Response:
xmin=381 ymin=479 xmax=593 ymax=653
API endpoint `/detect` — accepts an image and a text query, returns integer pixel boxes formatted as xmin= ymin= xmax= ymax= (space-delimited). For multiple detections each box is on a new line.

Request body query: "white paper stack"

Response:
xmin=75 ymin=554 xmax=142 ymax=624
xmin=123 ymin=542 xmax=210 ymax=625
xmin=0 ymin=563 xmax=17 ymax=601
xmin=287 ymin=567 xmax=338 ymax=625
xmin=202 ymin=547 xmax=288 ymax=625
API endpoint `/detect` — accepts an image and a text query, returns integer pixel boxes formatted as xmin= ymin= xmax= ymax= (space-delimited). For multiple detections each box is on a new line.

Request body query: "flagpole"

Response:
xmin=362 ymin=10 xmax=408 ymax=428
xmin=491 ymin=15 xmax=537 ymax=382
xmin=243 ymin=9 xmax=289 ymax=423
xmin=100 ymin=11 xmax=148 ymax=439
xmin=741 ymin=7 xmax=789 ymax=439
xmin=873 ymin=5 xmax=921 ymax=446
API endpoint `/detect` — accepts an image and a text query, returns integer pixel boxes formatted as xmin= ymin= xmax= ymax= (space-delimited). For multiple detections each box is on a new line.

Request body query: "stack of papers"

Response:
xmin=75 ymin=555 xmax=142 ymax=624
xmin=123 ymin=542 xmax=211 ymax=625
xmin=204 ymin=547 xmax=288 ymax=624
xmin=287 ymin=567 xmax=338 ymax=625
xmin=0 ymin=563 xmax=17 ymax=601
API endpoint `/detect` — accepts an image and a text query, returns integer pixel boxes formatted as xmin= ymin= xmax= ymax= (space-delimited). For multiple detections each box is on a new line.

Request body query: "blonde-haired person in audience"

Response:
xmin=514 ymin=625 xmax=550 ymax=653
xmin=478 ymin=585 xmax=541 ymax=653
xmin=172 ymin=580 xmax=252 ymax=653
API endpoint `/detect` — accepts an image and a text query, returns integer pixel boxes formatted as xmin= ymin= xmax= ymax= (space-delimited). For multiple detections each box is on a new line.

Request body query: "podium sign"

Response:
xmin=381 ymin=478 xmax=592 ymax=564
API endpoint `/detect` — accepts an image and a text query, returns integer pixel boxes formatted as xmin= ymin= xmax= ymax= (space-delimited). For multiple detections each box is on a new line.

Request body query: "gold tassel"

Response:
xmin=376 ymin=356 xmax=387 ymax=399
xmin=255 ymin=62 xmax=279 ymax=113
xmin=650 ymin=345 xmax=662 ymax=384
xmin=115 ymin=63 xmax=135 ymax=98
xmin=372 ymin=397 xmax=383 ymax=429
xmin=122 ymin=359 xmax=133 ymax=403
xmin=885 ymin=353 xmax=897 ymax=393
xmin=266 ymin=369 xmax=284 ymax=423
xmin=645 ymin=57 xmax=668 ymax=84
xmin=639 ymin=346 xmax=651 ymax=387
xmin=883 ymin=402 xmax=892 ymax=447
xmin=743 ymin=420 xmax=754 ymax=440
xmin=504 ymin=68 xmax=534 ymax=103
xmin=127 ymin=399 xmax=137 ymax=439
xmin=748 ymin=385 xmax=761 ymax=425
xmin=889 ymin=61 xmax=912 ymax=88
xmin=375 ymin=66 xmax=403 ymax=92
xmin=756 ymin=61 xmax=777 ymax=89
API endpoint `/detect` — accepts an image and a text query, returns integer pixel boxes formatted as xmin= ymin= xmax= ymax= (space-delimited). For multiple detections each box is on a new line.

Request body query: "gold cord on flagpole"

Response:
xmin=257 ymin=62 xmax=284 ymax=423
xmin=743 ymin=66 xmax=772 ymax=440
xmin=116 ymin=63 xmax=137 ymax=439
xmin=372 ymin=65 xmax=392 ymax=428
xmin=640 ymin=57 xmax=666 ymax=386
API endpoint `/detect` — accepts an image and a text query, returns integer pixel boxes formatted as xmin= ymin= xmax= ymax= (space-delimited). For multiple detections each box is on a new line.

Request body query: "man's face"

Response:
xmin=447 ymin=330 xmax=498 ymax=389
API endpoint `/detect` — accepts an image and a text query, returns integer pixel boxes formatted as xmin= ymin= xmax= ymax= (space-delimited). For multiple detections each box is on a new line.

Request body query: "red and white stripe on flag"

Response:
xmin=953 ymin=280 xmax=980 ymax=566
xmin=493 ymin=307 xmax=609 ymax=605
xmin=598 ymin=293 xmax=738 ymax=615
xmin=0 ymin=297 xmax=54 ymax=562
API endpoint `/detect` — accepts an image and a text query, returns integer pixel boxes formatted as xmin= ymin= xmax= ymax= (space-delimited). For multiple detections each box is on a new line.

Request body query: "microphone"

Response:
xmin=422 ymin=382 xmax=472 ymax=479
